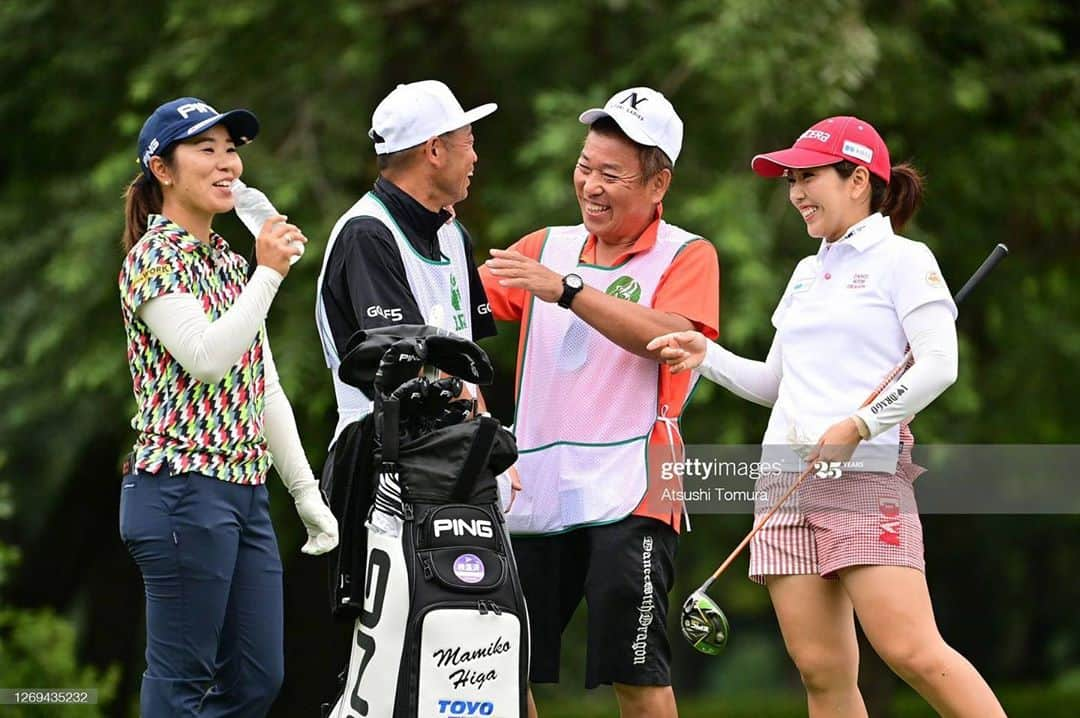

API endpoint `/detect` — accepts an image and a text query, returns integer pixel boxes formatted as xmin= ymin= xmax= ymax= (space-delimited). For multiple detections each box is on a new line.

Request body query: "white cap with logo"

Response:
xmin=579 ymin=86 xmax=683 ymax=165
xmin=368 ymin=80 xmax=497 ymax=155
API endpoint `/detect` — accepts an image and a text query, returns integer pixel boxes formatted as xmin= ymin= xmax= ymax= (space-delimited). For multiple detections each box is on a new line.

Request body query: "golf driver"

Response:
xmin=681 ymin=243 xmax=1009 ymax=655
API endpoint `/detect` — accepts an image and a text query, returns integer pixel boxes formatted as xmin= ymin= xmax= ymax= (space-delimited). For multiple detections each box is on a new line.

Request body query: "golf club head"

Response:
xmin=681 ymin=590 xmax=730 ymax=655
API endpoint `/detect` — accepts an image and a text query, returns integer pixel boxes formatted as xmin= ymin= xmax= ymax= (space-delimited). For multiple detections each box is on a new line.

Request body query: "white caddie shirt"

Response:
xmin=763 ymin=212 xmax=957 ymax=473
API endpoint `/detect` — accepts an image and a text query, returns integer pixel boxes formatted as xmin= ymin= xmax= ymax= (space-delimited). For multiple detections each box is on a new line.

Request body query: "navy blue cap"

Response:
xmin=137 ymin=97 xmax=259 ymax=179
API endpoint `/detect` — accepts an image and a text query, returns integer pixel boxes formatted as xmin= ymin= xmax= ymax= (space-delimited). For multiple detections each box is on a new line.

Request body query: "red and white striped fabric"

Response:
xmin=748 ymin=424 xmax=925 ymax=584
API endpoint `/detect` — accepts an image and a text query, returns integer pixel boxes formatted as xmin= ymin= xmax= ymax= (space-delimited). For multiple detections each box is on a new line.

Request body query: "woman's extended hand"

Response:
xmin=646 ymin=330 xmax=707 ymax=373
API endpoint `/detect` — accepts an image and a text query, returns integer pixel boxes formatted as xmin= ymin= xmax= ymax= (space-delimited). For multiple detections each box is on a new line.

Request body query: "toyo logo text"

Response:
xmin=437 ymin=699 xmax=494 ymax=715
xmin=606 ymin=275 xmax=642 ymax=303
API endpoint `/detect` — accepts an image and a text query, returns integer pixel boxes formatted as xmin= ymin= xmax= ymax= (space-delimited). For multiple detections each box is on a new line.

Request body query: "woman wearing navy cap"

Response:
xmin=650 ymin=117 xmax=1004 ymax=716
xmin=118 ymin=97 xmax=338 ymax=716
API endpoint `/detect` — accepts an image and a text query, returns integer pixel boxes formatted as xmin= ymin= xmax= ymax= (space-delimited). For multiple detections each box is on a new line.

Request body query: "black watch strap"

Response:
xmin=558 ymin=274 xmax=584 ymax=309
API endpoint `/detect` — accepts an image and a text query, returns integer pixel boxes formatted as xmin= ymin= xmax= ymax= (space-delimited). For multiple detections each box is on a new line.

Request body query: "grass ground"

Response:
xmin=534 ymin=683 xmax=1080 ymax=716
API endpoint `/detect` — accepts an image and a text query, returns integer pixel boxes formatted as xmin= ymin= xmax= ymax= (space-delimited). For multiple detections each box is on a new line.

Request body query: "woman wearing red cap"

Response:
xmin=650 ymin=117 xmax=1004 ymax=716
xmin=118 ymin=97 xmax=338 ymax=716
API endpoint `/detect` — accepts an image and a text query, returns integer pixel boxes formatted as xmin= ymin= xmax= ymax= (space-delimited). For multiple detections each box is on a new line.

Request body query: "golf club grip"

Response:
xmin=858 ymin=243 xmax=1008 ymax=407
xmin=700 ymin=244 xmax=1009 ymax=590
xmin=954 ymin=243 xmax=1008 ymax=305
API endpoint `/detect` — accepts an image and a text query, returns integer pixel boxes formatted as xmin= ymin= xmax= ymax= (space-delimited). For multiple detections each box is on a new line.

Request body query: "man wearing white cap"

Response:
xmin=481 ymin=87 xmax=720 ymax=718
xmin=315 ymin=81 xmax=500 ymax=611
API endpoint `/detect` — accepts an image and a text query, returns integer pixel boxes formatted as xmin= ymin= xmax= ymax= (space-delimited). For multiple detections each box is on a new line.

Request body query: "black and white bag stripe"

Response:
xmin=325 ymin=411 xmax=528 ymax=718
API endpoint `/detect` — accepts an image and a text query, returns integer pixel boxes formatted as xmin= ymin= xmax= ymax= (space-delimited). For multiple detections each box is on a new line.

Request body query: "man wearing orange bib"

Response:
xmin=480 ymin=87 xmax=719 ymax=718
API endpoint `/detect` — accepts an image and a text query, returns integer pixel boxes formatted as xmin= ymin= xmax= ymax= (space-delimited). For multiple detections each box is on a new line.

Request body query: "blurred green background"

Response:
xmin=1 ymin=0 xmax=1078 ymax=715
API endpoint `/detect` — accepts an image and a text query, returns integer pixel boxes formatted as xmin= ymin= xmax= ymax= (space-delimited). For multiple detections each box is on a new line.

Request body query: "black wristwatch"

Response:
xmin=557 ymin=273 xmax=584 ymax=309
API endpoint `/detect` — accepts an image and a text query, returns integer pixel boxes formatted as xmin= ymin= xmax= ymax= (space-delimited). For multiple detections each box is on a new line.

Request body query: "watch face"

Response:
xmin=566 ymin=274 xmax=583 ymax=289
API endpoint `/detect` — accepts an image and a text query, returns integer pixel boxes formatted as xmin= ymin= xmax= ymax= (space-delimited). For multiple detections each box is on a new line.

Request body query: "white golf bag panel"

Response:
xmin=324 ymin=334 xmax=527 ymax=718
xmin=332 ymin=529 xmax=410 ymax=718
xmin=327 ymin=495 xmax=527 ymax=718
xmin=417 ymin=608 xmax=521 ymax=713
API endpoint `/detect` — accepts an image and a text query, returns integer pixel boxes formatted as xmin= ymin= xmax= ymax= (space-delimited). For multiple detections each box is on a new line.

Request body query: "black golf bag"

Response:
xmin=324 ymin=327 xmax=529 ymax=718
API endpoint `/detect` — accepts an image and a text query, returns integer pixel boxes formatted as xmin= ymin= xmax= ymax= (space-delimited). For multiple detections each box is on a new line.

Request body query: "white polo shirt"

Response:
xmin=763 ymin=212 xmax=956 ymax=472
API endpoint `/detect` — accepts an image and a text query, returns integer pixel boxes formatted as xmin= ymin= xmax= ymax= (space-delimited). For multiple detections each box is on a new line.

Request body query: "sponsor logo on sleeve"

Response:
xmin=925 ymin=271 xmax=945 ymax=289
xmin=869 ymin=383 xmax=908 ymax=415
xmin=132 ymin=264 xmax=172 ymax=286
xmin=366 ymin=305 xmax=403 ymax=322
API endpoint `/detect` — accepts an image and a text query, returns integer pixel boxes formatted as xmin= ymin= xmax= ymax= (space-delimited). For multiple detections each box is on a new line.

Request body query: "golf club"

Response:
xmin=681 ymin=243 xmax=1009 ymax=655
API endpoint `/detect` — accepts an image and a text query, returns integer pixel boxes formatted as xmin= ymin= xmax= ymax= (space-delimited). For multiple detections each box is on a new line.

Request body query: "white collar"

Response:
xmin=816 ymin=213 xmax=891 ymax=259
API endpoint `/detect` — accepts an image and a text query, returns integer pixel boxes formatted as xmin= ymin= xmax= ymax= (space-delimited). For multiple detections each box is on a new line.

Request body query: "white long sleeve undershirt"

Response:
xmin=853 ymin=301 xmax=958 ymax=437
xmin=138 ymin=265 xmax=283 ymax=384
xmin=137 ymin=272 xmax=315 ymax=489
xmin=698 ymin=336 xmax=782 ymax=408
xmin=696 ymin=300 xmax=958 ymax=436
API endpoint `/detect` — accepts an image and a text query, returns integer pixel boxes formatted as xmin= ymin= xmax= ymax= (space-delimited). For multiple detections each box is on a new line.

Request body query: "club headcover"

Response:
xmin=422 ymin=334 xmax=493 ymax=385
xmin=338 ymin=325 xmax=439 ymax=389
xmin=389 ymin=376 xmax=430 ymax=415
xmin=421 ymin=375 xmax=464 ymax=414
xmin=373 ymin=337 xmax=427 ymax=396
xmin=338 ymin=325 xmax=492 ymax=389
xmin=432 ymin=400 xmax=476 ymax=430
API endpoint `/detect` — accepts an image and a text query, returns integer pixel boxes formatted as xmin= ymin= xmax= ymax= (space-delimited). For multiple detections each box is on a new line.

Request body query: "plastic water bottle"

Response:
xmin=231 ymin=178 xmax=303 ymax=264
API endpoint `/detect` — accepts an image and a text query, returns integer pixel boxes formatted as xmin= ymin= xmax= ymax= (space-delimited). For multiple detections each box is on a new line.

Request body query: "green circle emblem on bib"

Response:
xmin=605 ymin=275 xmax=642 ymax=303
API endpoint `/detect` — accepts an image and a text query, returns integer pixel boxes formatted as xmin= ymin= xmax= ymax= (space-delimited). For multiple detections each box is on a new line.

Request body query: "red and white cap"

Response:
xmin=751 ymin=116 xmax=891 ymax=184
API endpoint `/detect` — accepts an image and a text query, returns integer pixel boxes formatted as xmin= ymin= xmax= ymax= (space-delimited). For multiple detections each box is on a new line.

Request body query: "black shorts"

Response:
xmin=511 ymin=515 xmax=678 ymax=689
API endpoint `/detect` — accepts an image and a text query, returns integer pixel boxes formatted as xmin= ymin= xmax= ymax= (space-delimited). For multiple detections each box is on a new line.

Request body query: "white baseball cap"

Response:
xmin=579 ymin=87 xmax=683 ymax=165
xmin=368 ymin=80 xmax=497 ymax=155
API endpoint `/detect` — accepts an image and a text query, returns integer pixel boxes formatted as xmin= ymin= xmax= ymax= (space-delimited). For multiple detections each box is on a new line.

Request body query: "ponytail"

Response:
xmin=121 ymin=146 xmax=176 ymax=252
xmin=121 ymin=174 xmax=162 ymax=252
xmin=876 ymin=162 xmax=924 ymax=232
xmin=835 ymin=160 xmax=925 ymax=233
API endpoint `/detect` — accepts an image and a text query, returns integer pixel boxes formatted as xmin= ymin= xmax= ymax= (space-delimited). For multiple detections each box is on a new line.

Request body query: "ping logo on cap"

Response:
xmin=142 ymin=138 xmax=160 ymax=167
xmin=800 ymin=129 xmax=831 ymax=143
xmin=842 ymin=140 xmax=873 ymax=163
xmin=176 ymin=101 xmax=216 ymax=119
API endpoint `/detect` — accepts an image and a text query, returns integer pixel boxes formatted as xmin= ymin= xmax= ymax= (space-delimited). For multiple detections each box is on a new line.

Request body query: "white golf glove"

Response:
xmin=786 ymin=423 xmax=817 ymax=462
xmin=289 ymin=481 xmax=339 ymax=555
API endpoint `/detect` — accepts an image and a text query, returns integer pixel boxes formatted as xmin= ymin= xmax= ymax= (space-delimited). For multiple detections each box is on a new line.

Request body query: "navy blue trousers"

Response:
xmin=120 ymin=468 xmax=284 ymax=717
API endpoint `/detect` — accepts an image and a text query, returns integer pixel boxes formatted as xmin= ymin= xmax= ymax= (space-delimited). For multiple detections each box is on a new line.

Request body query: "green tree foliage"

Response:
xmin=0 ymin=481 xmax=121 ymax=716
xmin=1 ymin=0 xmax=1077 ymax=715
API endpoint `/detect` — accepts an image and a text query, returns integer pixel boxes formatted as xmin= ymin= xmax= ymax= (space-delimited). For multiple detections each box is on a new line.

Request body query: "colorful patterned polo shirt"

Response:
xmin=119 ymin=214 xmax=269 ymax=484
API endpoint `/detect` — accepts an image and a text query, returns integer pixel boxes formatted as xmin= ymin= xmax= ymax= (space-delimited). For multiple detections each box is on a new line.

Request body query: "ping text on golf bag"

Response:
xmin=325 ymin=326 xmax=528 ymax=718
